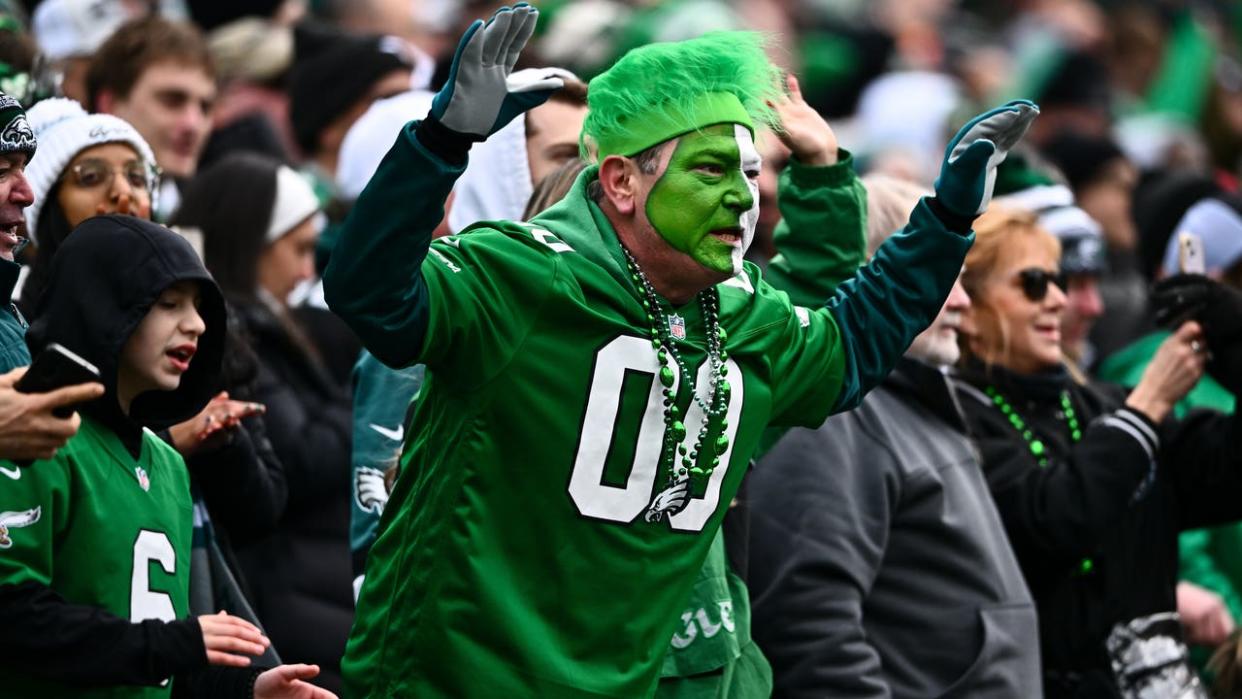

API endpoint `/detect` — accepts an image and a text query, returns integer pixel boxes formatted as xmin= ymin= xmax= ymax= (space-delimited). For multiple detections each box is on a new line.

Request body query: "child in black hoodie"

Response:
xmin=0 ymin=215 xmax=334 ymax=698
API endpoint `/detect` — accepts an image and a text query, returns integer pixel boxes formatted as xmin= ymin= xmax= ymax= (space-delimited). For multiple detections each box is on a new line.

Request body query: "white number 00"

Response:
xmin=567 ymin=335 xmax=743 ymax=532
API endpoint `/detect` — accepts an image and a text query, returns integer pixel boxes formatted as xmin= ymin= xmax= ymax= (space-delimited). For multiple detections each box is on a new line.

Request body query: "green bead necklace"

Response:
xmin=985 ymin=385 xmax=1093 ymax=577
xmin=623 ymin=247 xmax=731 ymax=486
xmin=984 ymin=386 xmax=1081 ymax=467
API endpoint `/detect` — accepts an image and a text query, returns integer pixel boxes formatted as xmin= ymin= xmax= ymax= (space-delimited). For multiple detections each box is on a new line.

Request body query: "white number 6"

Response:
xmin=130 ymin=529 xmax=176 ymax=623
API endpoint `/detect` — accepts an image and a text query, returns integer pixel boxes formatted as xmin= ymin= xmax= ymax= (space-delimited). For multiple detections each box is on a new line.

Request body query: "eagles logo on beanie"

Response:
xmin=0 ymin=92 xmax=36 ymax=158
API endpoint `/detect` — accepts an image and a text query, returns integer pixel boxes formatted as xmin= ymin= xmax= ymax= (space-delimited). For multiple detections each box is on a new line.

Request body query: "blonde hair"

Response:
xmin=961 ymin=207 xmax=1061 ymax=299
xmin=861 ymin=173 xmax=930 ymax=258
xmin=960 ymin=207 xmax=1062 ymax=370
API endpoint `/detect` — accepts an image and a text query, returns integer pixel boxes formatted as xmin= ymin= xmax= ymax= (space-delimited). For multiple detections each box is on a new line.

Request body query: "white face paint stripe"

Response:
xmin=733 ymin=124 xmax=761 ymax=275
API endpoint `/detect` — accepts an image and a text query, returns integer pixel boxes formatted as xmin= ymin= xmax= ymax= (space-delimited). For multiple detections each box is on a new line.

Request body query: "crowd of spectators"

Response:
xmin=0 ymin=0 xmax=1237 ymax=697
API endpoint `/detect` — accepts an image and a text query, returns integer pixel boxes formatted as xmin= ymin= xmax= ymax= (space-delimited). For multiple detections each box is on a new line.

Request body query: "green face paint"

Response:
xmin=645 ymin=124 xmax=760 ymax=275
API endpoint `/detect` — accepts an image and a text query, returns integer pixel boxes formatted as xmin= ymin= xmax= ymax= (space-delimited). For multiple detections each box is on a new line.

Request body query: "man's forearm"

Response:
xmin=323 ymin=116 xmax=468 ymax=368
xmin=825 ymin=197 xmax=972 ymax=412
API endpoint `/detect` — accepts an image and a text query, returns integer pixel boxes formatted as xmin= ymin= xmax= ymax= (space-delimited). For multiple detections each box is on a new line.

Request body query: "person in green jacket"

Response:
xmin=324 ymin=5 xmax=1037 ymax=697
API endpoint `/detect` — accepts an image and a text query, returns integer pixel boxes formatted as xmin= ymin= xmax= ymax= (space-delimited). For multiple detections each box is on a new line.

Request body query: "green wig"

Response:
xmin=581 ymin=31 xmax=783 ymax=161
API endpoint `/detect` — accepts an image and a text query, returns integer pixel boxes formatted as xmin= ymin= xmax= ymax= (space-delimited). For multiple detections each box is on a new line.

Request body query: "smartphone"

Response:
xmin=1179 ymin=231 xmax=1206 ymax=275
xmin=16 ymin=343 xmax=101 ymax=418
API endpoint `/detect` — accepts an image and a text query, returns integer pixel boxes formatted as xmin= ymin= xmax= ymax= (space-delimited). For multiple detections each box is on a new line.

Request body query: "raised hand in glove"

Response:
xmin=1152 ymin=273 xmax=1242 ymax=393
xmin=934 ymin=100 xmax=1040 ymax=219
xmin=430 ymin=3 xmax=569 ymax=140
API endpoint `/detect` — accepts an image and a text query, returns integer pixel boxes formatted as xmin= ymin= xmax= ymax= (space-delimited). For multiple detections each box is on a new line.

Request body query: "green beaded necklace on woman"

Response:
xmin=984 ymin=385 xmax=1082 ymax=467
xmin=985 ymin=384 xmax=1094 ymax=575
xmin=623 ymin=246 xmax=732 ymax=487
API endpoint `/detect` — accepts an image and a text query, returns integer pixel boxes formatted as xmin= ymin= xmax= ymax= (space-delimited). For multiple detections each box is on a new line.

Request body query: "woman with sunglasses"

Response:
xmin=952 ymin=207 xmax=1242 ymax=698
xmin=18 ymin=97 xmax=159 ymax=315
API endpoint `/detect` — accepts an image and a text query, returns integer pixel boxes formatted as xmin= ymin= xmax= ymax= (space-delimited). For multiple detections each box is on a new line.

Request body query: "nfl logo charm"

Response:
xmin=668 ymin=314 xmax=686 ymax=341
xmin=135 ymin=466 xmax=150 ymax=492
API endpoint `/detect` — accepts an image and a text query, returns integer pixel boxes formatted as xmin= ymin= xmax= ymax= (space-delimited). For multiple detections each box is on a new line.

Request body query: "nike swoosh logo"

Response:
xmin=369 ymin=423 xmax=404 ymax=442
xmin=0 ymin=466 xmax=19 ymax=480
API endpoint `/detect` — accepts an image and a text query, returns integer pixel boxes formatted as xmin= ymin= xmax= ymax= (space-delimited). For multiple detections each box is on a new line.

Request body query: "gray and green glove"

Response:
xmin=934 ymin=100 xmax=1040 ymax=218
xmin=429 ymin=3 xmax=568 ymax=139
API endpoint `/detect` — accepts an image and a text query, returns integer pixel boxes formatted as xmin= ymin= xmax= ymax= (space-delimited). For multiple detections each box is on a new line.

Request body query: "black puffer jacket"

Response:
xmin=954 ymin=361 xmax=1242 ymax=699
xmin=229 ymin=298 xmax=353 ymax=694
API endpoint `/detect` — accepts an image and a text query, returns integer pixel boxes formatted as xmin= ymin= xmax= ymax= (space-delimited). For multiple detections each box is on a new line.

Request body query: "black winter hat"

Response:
xmin=287 ymin=32 xmax=414 ymax=155
xmin=1040 ymin=131 xmax=1126 ymax=193
xmin=185 ymin=0 xmax=286 ymax=32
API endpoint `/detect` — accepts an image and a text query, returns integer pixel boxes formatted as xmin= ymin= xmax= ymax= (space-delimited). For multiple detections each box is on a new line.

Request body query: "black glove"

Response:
xmin=1152 ymin=273 xmax=1242 ymax=394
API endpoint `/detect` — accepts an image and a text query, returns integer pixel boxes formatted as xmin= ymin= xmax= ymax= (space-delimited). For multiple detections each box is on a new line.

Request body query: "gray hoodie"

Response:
xmin=748 ymin=357 xmax=1042 ymax=698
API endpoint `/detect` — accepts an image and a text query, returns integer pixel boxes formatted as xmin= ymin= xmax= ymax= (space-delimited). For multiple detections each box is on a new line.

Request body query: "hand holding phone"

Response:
xmin=15 ymin=344 xmax=103 ymax=418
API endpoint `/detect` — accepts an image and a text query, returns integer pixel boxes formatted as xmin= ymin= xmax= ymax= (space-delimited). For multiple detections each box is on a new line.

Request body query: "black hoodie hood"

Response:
xmin=26 ymin=215 xmax=226 ymax=433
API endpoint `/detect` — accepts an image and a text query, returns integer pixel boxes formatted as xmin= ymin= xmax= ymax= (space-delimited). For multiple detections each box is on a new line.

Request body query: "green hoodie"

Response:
xmin=326 ymin=121 xmax=968 ymax=698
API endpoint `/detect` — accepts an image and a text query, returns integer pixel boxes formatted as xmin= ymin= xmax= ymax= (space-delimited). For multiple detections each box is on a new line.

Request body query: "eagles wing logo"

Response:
xmin=0 ymin=117 xmax=36 ymax=154
xmin=0 ymin=506 xmax=41 ymax=549
xmin=643 ymin=474 xmax=691 ymax=523
xmin=355 ymin=467 xmax=389 ymax=514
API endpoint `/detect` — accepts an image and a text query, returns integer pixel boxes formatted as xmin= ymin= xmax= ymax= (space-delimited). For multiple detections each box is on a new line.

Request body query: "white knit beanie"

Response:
xmin=267 ymin=165 xmax=320 ymax=243
xmin=23 ymin=98 xmax=158 ymax=243
xmin=33 ymin=0 xmax=134 ymax=62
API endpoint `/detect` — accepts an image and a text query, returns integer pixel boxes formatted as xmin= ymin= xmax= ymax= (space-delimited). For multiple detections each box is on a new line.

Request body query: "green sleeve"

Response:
xmin=763 ymin=150 xmax=867 ymax=307
xmin=416 ymin=228 xmax=562 ymax=384
xmin=767 ymin=198 xmax=972 ymax=422
xmin=323 ymin=119 xmax=562 ymax=378
xmin=0 ymin=457 xmax=69 ymax=587
xmin=825 ymin=198 xmax=972 ymax=411
xmin=1180 ymin=529 xmax=1242 ymax=621
xmin=323 ymin=121 xmax=462 ymax=369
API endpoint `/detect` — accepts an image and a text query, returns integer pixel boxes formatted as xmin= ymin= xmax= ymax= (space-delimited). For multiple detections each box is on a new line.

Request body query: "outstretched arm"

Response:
xmin=825 ymin=101 xmax=1040 ymax=412
xmin=324 ymin=4 xmax=563 ymax=368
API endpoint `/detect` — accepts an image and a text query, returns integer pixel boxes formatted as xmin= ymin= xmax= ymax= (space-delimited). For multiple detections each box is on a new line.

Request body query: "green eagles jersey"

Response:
xmin=349 ymin=351 xmax=424 ymax=562
xmin=328 ymin=125 xmax=970 ymax=698
xmin=0 ymin=415 xmax=192 ymax=698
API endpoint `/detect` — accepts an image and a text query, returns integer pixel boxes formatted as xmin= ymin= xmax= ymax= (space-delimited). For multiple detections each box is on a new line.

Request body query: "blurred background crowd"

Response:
xmin=1 ymin=0 xmax=1242 ymax=695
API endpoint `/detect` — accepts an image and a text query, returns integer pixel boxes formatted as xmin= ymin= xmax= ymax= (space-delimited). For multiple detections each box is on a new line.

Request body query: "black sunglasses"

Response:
xmin=1017 ymin=268 xmax=1067 ymax=302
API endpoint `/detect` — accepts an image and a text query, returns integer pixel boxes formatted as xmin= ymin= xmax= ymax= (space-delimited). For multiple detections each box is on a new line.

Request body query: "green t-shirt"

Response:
xmin=0 ymin=415 xmax=193 ymax=697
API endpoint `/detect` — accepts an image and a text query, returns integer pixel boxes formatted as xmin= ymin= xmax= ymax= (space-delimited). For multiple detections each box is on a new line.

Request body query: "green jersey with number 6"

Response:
xmin=0 ymin=415 xmax=191 ymax=698
xmin=328 ymin=123 xmax=971 ymax=698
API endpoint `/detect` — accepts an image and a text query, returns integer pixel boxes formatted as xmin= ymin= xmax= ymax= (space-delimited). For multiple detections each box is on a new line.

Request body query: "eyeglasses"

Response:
xmin=61 ymin=158 xmax=153 ymax=191
xmin=1016 ymin=268 xmax=1067 ymax=302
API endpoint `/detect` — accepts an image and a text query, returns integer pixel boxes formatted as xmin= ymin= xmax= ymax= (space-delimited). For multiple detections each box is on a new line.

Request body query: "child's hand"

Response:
xmin=169 ymin=391 xmax=266 ymax=456
xmin=254 ymin=664 xmax=338 ymax=698
xmin=198 ymin=611 xmax=269 ymax=666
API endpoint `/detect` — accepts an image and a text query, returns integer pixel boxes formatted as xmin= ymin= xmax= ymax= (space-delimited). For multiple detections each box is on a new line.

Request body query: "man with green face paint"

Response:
xmin=325 ymin=5 xmax=1039 ymax=697
xmin=644 ymin=123 xmax=762 ymax=277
